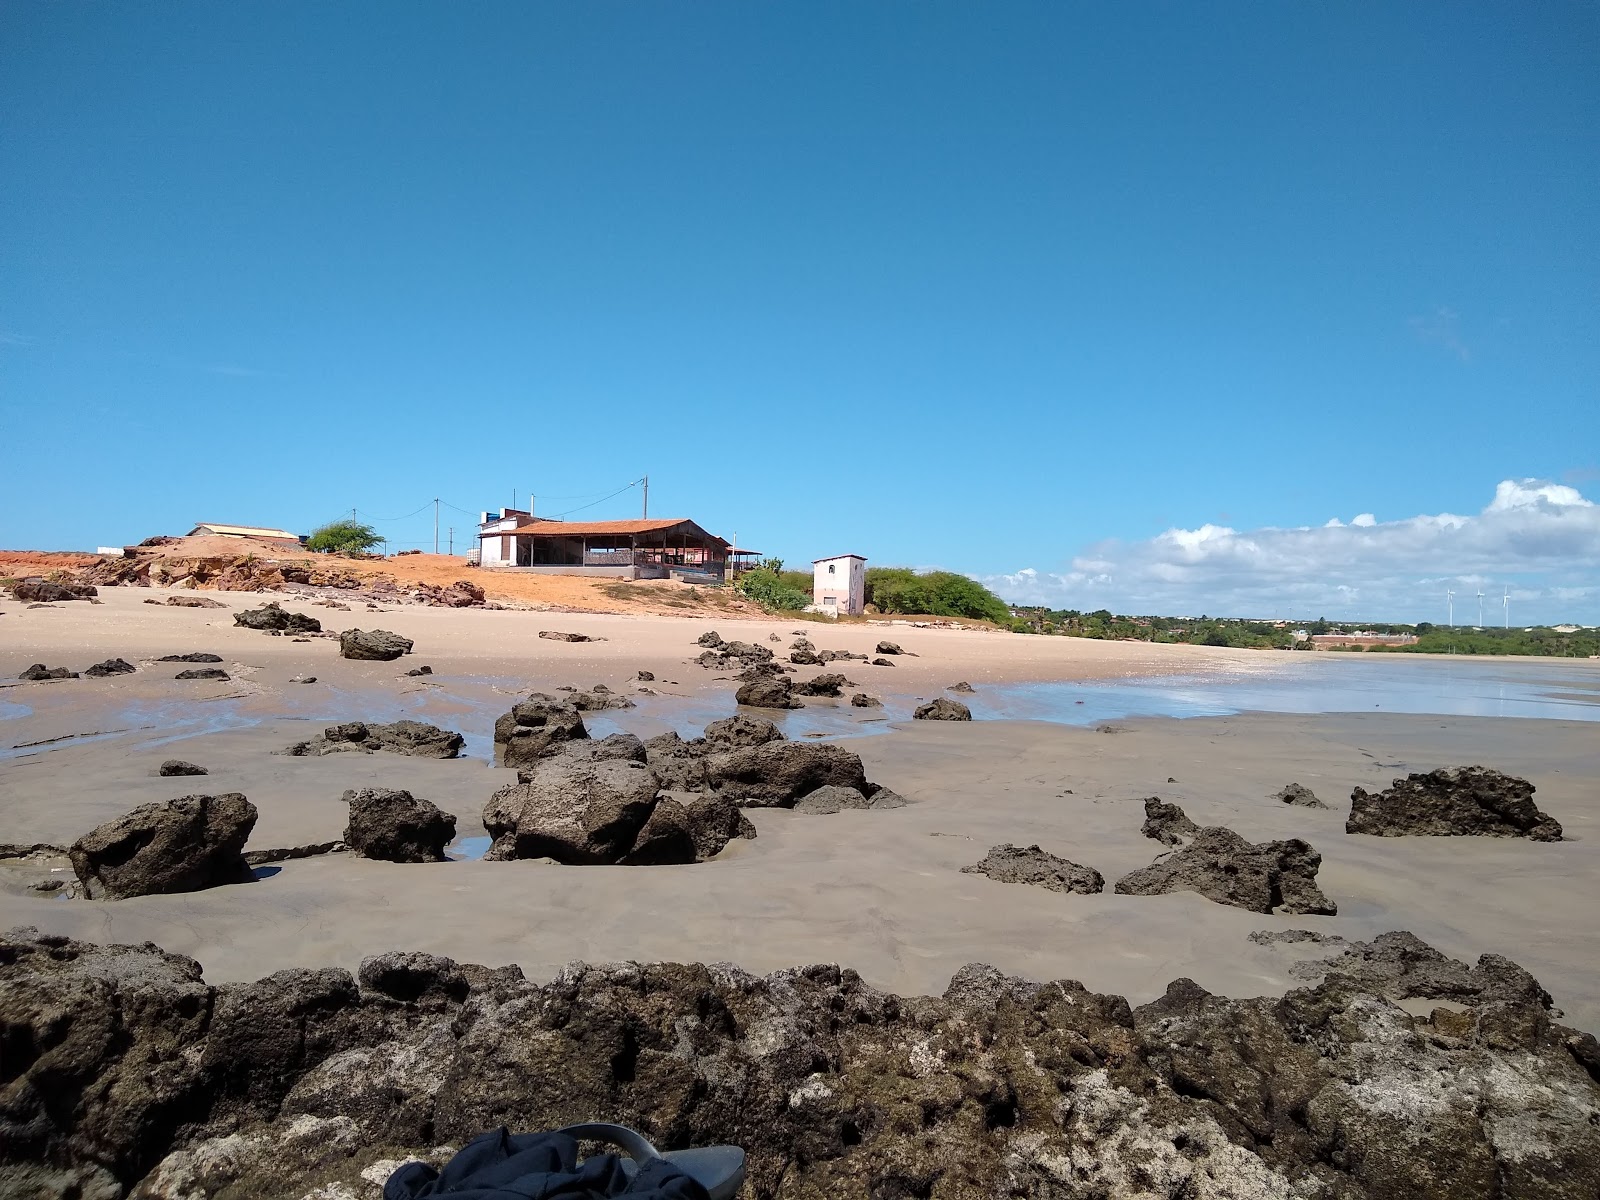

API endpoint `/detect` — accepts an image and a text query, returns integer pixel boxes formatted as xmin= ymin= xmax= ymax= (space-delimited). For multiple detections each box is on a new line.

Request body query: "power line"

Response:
xmin=548 ymin=478 xmax=643 ymax=518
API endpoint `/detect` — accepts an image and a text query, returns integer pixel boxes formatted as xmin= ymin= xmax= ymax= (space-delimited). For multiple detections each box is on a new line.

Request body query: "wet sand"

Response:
xmin=3 ymin=589 xmax=1597 ymax=1032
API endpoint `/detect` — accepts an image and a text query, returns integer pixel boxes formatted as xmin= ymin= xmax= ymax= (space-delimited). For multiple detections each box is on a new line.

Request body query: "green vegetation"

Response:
xmin=735 ymin=568 xmax=811 ymax=612
xmin=305 ymin=520 xmax=382 ymax=555
xmin=864 ymin=567 xmax=1013 ymax=624
xmin=1384 ymin=626 xmax=1600 ymax=657
xmin=1016 ymin=607 xmax=1599 ymax=657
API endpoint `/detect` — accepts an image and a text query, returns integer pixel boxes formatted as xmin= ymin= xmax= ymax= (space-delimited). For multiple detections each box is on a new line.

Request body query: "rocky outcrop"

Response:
xmin=817 ymin=649 xmax=866 ymax=663
xmin=705 ymin=713 xmax=785 ymax=748
xmin=789 ymin=646 xmax=821 ymax=665
xmin=1347 ymin=765 xmax=1563 ymax=840
xmin=67 ymin=794 xmax=257 ymax=899
xmin=707 ymin=741 xmax=870 ymax=807
xmin=157 ymin=594 xmax=226 ymax=608
xmin=963 ymin=844 xmax=1105 ymax=894
xmin=875 ymin=640 xmax=904 ymax=655
xmin=18 ymin=663 xmax=77 ymax=681
xmin=6 ymin=577 xmax=97 ymax=602
xmin=158 ymin=652 xmax=223 ymax=662
xmin=83 ymin=658 xmax=135 ymax=677
xmin=735 ymin=674 xmax=800 ymax=709
xmin=3 ymin=928 xmax=1597 ymax=1200
xmin=483 ymin=754 xmax=752 ymax=865
xmin=418 ymin=580 xmax=484 ymax=608
xmin=1274 ymin=782 xmax=1327 ymax=808
xmin=948 ymin=681 xmax=976 ymax=693
xmin=563 ymin=684 xmax=635 ymax=712
xmin=696 ymin=630 xmax=726 ymax=647
xmin=343 ymin=788 xmax=456 ymax=863
xmin=281 ymin=720 xmax=464 ymax=759
xmin=493 ymin=695 xmax=589 ymax=767
xmin=913 ymin=696 xmax=972 ymax=721
xmin=158 ymin=760 xmax=208 ymax=777
xmin=1141 ymin=797 xmax=1201 ymax=845
xmin=850 ymin=692 xmax=882 ymax=707
xmin=697 ymin=637 xmax=776 ymax=671
xmin=339 ymin=627 xmax=414 ymax=660
xmin=794 ymin=672 xmax=849 ymax=697
xmin=538 ymin=630 xmax=594 ymax=642
xmin=234 ymin=601 xmax=322 ymax=633
xmin=1116 ymin=826 xmax=1337 ymax=915
xmin=174 ymin=667 xmax=230 ymax=680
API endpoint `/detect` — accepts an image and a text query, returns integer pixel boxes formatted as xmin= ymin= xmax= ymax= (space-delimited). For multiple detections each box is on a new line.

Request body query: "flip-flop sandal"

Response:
xmin=556 ymin=1122 xmax=745 ymax=1200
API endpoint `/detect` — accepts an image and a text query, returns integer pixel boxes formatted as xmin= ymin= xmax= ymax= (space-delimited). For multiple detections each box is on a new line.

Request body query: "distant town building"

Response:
xmin=475 ymin=508 xmax=731 ymax=581
xmin=811 ymin=554 xmax=866 ymax=616
xmin=188 ymin=523 xmax=304 ymax=547
xmin=1309 ymin=632 xmax=1418 ymax=650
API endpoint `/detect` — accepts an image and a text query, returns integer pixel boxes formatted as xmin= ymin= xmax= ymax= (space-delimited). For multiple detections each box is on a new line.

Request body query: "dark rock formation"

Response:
xmin=67 ymin=794 xmax=257 ymax=899
xmin=174 ymin=667 xmax=230 ymax=681
xmin=83 ymin=658 xmax=136 ymax=677
xmin=493 ymin=695 xmax=589 ymax=767
xmin=343 ymin=788 xmax=456 ymax=863
xmin=1347 ymin=766 xmax=1563 ymax=840
xmin=1141 ymin=797 xmax=1201 ymax=845
xmin=538 ymin=630 xmax=594 ymax=642
xmin=158 ymin=759 xmax=208 ymax=777
xmin=234 ymin=601 xmax=322 ymax=633
xmin=850 ymin=693 xmax=882 ymax=707
xmin=705 ymin=714 xmax=785 ymax=748
xmin=735 ymin=674 xmax=800 ymax=709
xmin=338 ymin=627 xmax=414 ymax=660
xmin=636 ymin=670 xmax=655 ymax=681
xmin=707 ymin=741 xmax=870 ymax=807
xmin=963 ymin=844 xmax=1105 ymax=894
xmin=158 ymin=652 xmax=224 ymax=662
xmin=817 ymin=649 xmax=865 ymax=663
xmin=789 ymin=646 xmax=821 ymax=665
xmin=948 ymin=681 xmax=976 ymax=693
xmin=870 ymin=657 xmax=895 ymax=667
xmin=484 ymin=757 xmax=660 ymax=863
xmin=243 ymin=841 xmax=344 ymax=866
xmin=7 ymin=577 xmax=98 ymax=602
xmin=913 ymin=697 xmax=972 ymax=721
xmin=641 ymin=732 xmax=711 ymax=792
xmin=289 ymin=674 xmax=316 ymax=684
xmin=161 ymin=594 xmax=226 ymax=608
xmin=1274 ymin=782 xmax=1327 ymax=808
xmin=875 ymin=640 xmax=904 ymax=655
xmin=696 ymin=630 xmax=725 ymax=647
xmin=792 ymin=785 xmax=872 ymax=814
xmin=560 ymin=732 xmax=649 ymax=765
xmin=864 ymin=784 xmax=909 ymax=809
xmin=18 ymin=663 xmax=77 ymax=681
xmin=1116 ymin=826 xmax=1337 ymax=915
xmin=3 ymin=928 xmax=1597 ymax=1200
xmin=794 ymin=672 xmax=849 ymax=697
xmin=281 ymin=720 xmax=463 ymax=759
xmin=567 ymin=686 xmax=635 ymax=712
xmin=405 ymin=665 xmax=433 ymax=676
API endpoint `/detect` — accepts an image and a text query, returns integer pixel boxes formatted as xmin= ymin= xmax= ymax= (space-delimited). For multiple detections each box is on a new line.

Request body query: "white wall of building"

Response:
xmin=477 ymin=510 xmax=524 ymax=567
xmin=813 ymin=555 xmax=866 ymax=615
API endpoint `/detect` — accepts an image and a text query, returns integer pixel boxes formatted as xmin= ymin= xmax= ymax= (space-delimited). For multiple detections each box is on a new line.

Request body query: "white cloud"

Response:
xmin=982 ymin=479 xmax=1600 ymax=624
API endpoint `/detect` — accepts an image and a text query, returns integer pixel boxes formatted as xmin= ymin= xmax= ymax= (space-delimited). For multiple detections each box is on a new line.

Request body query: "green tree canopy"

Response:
xmin=305 ymin=520 xmax=382 ymax=555
xmin=863 ymin=567 xmax=1011 ymax=623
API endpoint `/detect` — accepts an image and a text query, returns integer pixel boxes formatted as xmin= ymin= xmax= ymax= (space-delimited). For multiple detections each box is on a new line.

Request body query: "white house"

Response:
xmin=812 ymin=554 xmax=866 ymax=616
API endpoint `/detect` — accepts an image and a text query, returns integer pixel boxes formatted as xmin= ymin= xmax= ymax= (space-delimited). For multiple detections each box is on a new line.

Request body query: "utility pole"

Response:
xmin=530 ymin=494 xmax=535 ymax=517
xmin=641 ymin=475 xmax=649 ymax=519
xmin=433 ymin=499 xmax=439 ymax=555
xmin=351 ymin=508 xmax=357 ymax=523
xmin=448 ymin=527 xmax=453 ymax=555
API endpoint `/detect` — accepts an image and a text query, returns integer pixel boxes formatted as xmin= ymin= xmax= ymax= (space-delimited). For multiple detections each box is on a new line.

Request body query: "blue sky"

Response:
xmin=3 ymin=3 xmax=1597 ymax=621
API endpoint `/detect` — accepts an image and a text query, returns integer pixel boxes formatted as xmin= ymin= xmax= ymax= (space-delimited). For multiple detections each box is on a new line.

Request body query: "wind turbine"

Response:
xmin=1503 ymin=587 xmax=1510 ymax=629
xmin=1476 ymin=589 xmax=1484 ymax=628
xmin=1447 ymin=588 xmax=1454 ymax=628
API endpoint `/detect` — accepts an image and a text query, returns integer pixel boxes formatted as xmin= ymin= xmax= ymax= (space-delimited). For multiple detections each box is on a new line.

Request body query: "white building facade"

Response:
xmin=812 ymin=554 xmax=866 ymax=616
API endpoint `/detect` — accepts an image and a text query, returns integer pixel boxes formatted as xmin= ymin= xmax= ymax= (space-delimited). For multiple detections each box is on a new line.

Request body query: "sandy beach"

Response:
xmin=4 ymin=586 xmax=1597 ymax=1034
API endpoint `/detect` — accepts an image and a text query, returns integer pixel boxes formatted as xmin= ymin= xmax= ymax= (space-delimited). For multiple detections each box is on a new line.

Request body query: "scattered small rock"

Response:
xmin=1274 ymin=782 xmax=1327 ymax=809
xmin=405 ymin=666 xmax=434 ymax=676
xmin=158 ymin=760 xmax=209 ymax=777
xmin=871 ymin=658 xmax=895 ymax=667
xmin=948 ymin=681 xmax=976 ymax=693
xmin=636 ymin=670 xmax=655 ymax=681
xmin=963 ymin=844 xmax=1104 ymax=895
xmin=539 ymin=630 xmax=595 ymax=642
xmin=735 ymin=674 xmax=800 ymax=710
xmin=913 ymin=697 xmax=971 ymax=721
xmin=234 ymin=601 xmax=321 ymax=633
xmin=289 ymin=675 xmax=316 ymax=684
xmin=795 ymin=672 xmax=849 ymax=698
xmin=174 ymin=668 xmax=230 ymax=681
xmin=83 ymin=658 xmax=136 ymax=678
xmin=18 ymin=663 xmax=78 ymax=681
xmin=793 ymin=785 xmax=872 ymax=814
xmin=161 ymin=595 xmax=225 ymax=608
xmin=158 ymin=653 xmax=224 ymax=663
xmin=1115 ymin=826 xmax=1337 ymax=915
xmin=850 ymin=693 xmax=882 ymax=707
xmin=339 ymin=628 xmax=414 ymax=661
xmin=282 ymin=720 xmax=463 ymax=759
xmin=344 ymin=788 xmax=456 ymax=863
xmin=1141 ymin=798 xmax=1200 ymax=846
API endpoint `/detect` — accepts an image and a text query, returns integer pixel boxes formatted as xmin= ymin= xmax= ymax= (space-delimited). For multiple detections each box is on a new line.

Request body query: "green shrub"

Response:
xmin=863 ymin=567 xmax=1011 ymax=623
xmin=736 ymin=568 xmax=811 ymax=612
xmin=305 ymin=520 xmax=382 ymax=555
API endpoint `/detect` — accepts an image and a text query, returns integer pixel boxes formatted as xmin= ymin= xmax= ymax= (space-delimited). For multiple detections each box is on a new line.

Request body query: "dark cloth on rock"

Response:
xmin=384 ymin=1127 xmax=706 ymax=1200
